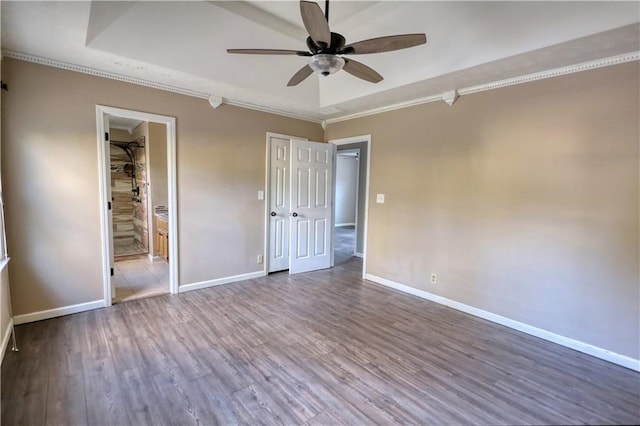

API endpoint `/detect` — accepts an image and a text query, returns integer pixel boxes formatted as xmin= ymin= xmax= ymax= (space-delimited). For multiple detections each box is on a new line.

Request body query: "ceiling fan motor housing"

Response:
xmin=306 ymin=32 xmax=346 ymax=55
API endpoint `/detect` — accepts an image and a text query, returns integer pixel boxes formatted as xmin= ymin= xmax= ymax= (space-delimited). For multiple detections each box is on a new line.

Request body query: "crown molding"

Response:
xmin=324 ymin=94 xmax=444 ymax=125
xmin=1 ymin=50 xmax=322 ymax=124
xmin=1 ymin=50 xmax=211 ymax=99
xmin=222 ymin=98 xmax=322 ymax=123
xmin=325 ymin=51 xmax=640 ymax=125
xmin=3 ymin=49 xmax=638 ymax=127
xmin=457 ymin=51 xmax=640 ymax=97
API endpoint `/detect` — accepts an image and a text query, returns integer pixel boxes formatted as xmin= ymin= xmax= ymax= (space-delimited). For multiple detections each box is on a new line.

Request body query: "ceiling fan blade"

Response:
xmin=341 ymin=34 xmax=427 ymax=55
xmin=287 ymin=64 xmax=314 ymax=86
xmin=342 ymin=58 xmax=383 ymax=83
xmin=300 ymin=1 xmax=331 ymax=46
xmin=227 ymin=49 xmax=311 ymax=56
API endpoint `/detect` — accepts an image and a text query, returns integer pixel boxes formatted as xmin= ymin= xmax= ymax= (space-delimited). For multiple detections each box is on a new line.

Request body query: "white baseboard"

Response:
xmin=179 ymin=271 xmax=266 ymax=293
xmin=364 ymin=273 xmax=640 ymax=372
xmin=149 ymin=254 xmax=163 ymax=262
xmin=1 ymin=319 xmax=14 ymax=365
xmin=13 ymin=300 xmax=106 ymax=325
xmin=355 ymin=252 xmax=364 ymax=258
xmin=335 ymin=223 xmax=356 ymax=227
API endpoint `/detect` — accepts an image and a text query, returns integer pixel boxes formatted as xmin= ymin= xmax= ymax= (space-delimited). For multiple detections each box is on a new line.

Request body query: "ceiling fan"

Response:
xmin=227 ymin=0 xmax=427 ymax=86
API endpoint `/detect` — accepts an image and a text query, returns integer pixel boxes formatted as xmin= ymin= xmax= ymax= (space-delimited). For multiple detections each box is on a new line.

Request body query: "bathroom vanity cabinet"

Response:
xmin=156 ymin=216 xmax=169 ymax=261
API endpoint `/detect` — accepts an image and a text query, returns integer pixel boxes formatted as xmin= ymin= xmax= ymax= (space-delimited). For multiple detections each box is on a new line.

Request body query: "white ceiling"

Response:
xmin=2 ymin=1 xmax=639 ymax=122
xmin=108 ymin=115 xmax=144 ymax=134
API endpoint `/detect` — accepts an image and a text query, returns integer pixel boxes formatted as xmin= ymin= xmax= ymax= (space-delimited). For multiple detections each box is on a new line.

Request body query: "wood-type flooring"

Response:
xmin=2 ymin=257 xmax=639 ymax=425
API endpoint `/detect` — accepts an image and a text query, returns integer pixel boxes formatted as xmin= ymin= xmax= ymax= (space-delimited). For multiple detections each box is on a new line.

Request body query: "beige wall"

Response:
xmin=326 ymin=62 xmax=640 ymax=359
xmin=148 ymin=122 xmax=168 ymax=209
xmin=1 ymin=58 xmax=322 ymax=315
xmin=148 ymin=122 xmax=168 ymax=256
xmin=1 ymin=56 xmax=638 ymax=361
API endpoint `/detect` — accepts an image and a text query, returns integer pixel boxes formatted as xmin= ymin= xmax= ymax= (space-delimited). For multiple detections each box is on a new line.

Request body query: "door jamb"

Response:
xmin=328 ymin=135 xmax=371 ymax=279
xmin=96 ymin=105 xmax=179 ymax=306
xmin=144 ymin=128 xmax=155 ymax=262
xmin=264 ymin=132 xmax=308 ymax=274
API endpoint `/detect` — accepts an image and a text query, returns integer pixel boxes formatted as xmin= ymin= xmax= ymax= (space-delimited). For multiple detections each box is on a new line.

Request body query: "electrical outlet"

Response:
xmin=430 ymin=273 xmax=437 ymax=284
xmin=257 ymin=254 xmax=264 ymax=264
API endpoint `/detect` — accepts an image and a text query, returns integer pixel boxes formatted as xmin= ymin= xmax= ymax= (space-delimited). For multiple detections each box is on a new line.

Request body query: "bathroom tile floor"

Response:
xmin=114 ymin=257 xmax=169 ymax=303
xmin=114 ymin=240 xmax=147 ymax=257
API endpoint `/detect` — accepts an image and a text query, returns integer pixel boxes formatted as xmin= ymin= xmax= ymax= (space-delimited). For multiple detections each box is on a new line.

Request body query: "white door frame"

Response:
xmin=96 ymin=105 xmax=179 ymax=306
xmin=329 ymin=135 xmax=371 ymax=279
xmin=143 ymin=130 xmax=155 ymax=262
xmin=264 ymin=132 xmax=309 ymax=274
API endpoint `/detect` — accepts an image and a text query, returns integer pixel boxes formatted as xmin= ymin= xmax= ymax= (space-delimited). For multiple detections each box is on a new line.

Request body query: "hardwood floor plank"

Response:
xmin=188 ymin=372 xmax=252 ymax=426
xmin=118 ymin=366 xmax=178 ymax=425
xmin=194 ymin=346 xmax=255 ymax=393
xmin=1 ymin=352 xmax=50 ymax=425
xmin=250 ymin=345 xmax=372 ymax=425
xmin=233 ymin=382 xmax=300 ymax=425
xmin=2 ymin=257 xmax=639 ymax=425
xmin=1 ymin=392 xmax=48 ymax=426
xmin=45 ymin=352 xmax=88 ymax=426
xmin=82 ymin=354 xmax=131 ymax=426
xmin=245 ymin=354 xmax=321 ymax=423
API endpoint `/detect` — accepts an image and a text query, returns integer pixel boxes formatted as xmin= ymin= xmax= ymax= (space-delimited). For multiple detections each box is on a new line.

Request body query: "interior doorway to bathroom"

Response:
xmin=109 ymin=117 xmax=169 ymax=302
xmin=97 ymin=106 xmax=178 ymax=306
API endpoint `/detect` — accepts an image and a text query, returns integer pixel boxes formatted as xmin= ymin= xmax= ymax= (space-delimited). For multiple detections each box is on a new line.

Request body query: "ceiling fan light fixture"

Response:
xmin=309 ymin=54 xmax=344 ymax=76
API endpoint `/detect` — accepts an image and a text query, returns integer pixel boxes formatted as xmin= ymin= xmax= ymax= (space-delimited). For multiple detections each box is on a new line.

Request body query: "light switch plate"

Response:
xmin=257 ymin=190 xmax=264 ymax=200
xmin=376 ymin=193 xmax=385 ymax=203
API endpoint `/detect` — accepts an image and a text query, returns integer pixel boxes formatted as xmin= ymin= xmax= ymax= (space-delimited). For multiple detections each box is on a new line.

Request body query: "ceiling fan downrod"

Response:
xmin=325 ymin=0 xmax=329 ymax=22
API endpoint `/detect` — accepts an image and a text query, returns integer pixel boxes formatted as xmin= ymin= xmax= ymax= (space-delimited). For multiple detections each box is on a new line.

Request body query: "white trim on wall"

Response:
xmin=179 ymin=271 xmax=266 ymax=293
xmin=5 ymin=49 xmax=637 ymax=126
xmin=12 ymin=300 xmax=106 ymax=326
xmin=96 ymin=106 xmax=179 ymax=306
xmin=365 ymin=273 xmax=640 ymax=372
xmin=329 ymin=135 xmax=372 ymax=279
xmin=1 ymin=50 xmax=321 ymax=124
xmin=1 ymin=319 xmax=14 ymax=365
xmin=144 ymin=126 xmax=154 ymax=260
xmin=324 ymin=51 xmax=640 ymax=124
xmin=335 ymin=223 xmax=356 ymax=227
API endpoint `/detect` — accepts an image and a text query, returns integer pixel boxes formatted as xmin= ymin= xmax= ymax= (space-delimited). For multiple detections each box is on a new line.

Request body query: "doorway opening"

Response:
xmin=329 ymin=135 xmax=371 ymax=278
xmin=96 ymin=106 xmax=178 ymax=306
xmin=110 ymin=133 xmax=148 ymax=258
xmin=335 ymin=149 xmax=359 ymax=265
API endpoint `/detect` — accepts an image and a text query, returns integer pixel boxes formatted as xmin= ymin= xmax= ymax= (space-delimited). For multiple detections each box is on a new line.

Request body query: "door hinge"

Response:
xmin=105 ymin=132 xmax=109 ymax=141
xmin=110 ymin=267 xmax=114 ymax=276
xmin=108 ymin=201 xmax=112 ymax=210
